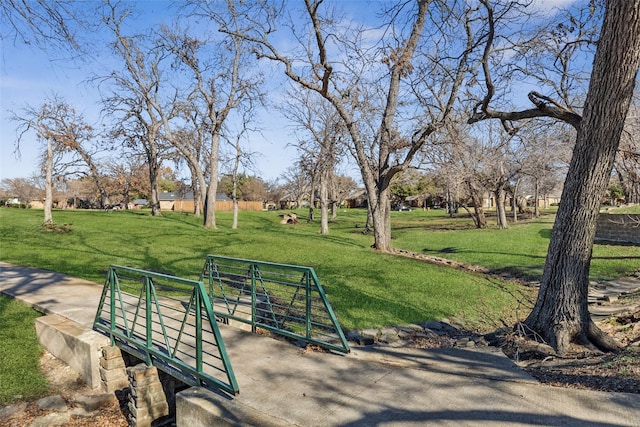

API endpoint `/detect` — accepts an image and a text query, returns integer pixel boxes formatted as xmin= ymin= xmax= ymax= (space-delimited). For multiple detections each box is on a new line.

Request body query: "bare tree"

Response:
xmin=0 ymin=177 xmax=42 ymax=207
xmin=281 ymin=88 xmax=346 ymax=234
xmin=107 ymin=155 xmax=150 ymax=208
xmin=0 ymin=0 xmax=88 ymax=53
xmin=515 ymin=122 xmax=573 ymax=217
xmin=11 ymin=96 xmax=98 ymax=224
xmin=476 ymin=124 xmax=522 ymax=229
xmin=433 ymin=119 xmax=488 ymax=228
xmin=616 ymin=92 xmax=640 ymax=204
xmin=280 ymin=164 xmax=310 ymax=210
xmin=164 ymin=6 xmax=264 ymax=229
xmin=101 ymin=2 xmax=175 ymax=216
xmin=328 ymin=175 xmax=358 ymax=218
xmin=221 ymin=0 xmax=482 ymax=251
xmin=220 ymin=108 xmax=260 ymax=229
xmin=470 ymin=0 xmax=640 ymax=353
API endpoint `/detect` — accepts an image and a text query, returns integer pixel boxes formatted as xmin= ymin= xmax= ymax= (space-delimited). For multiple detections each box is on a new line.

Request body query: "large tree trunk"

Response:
xmin=524 ymin=0 xmax=640 ymax=354
xmin=363 ymin=206 xmax=372 ymax=234
xmin=148 ymin=161 xmax=162 ymax=217
xmin=495 ymin=187 xmax=508 ymax=229
xmin=466 ymin=180 xmax=487 ymax=228
xmin=203 ymin=183 xmax=217 ymax=229
xmin=512 ymin=178 xmax=519 ymax=223
xmin=145 ymin=133 xmax=162 ymax=217
xmin=534 ymin=178 xmax=540 ymax=218
xmin=319 ymin=170 xmax=329 ymax=235
xmin=231 ymin=179 xmax=239 ymax=230
xmin=232 ymin=199 xmax=239 ymax=229
xmin=43 ymin=137 xmax=54 ymax=225
xmin=370 ymin=186 xmax=392 ymax=251
xmin=204 ymin=133 xmax=220 ymax=229
xmin=75 ymin=146 xmax=110 ymax=208
xmin=188 ymin=162 xmax=202 ymax=217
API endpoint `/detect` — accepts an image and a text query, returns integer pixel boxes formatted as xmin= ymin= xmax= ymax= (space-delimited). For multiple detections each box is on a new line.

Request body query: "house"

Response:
xmin=159 ymin=192 xmax=198 ymax=212
xmin=133 ymin=199 xmax=149 ymax=208
xmin=344 ymin=189 xmax=368 ymax=208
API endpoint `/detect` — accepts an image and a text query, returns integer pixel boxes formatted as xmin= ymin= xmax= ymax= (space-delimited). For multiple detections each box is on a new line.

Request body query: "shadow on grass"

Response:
xmin=420 ymin=247 xmax=547 ymax=282
xmin=539 ymin=228 xmax=552 ymax=239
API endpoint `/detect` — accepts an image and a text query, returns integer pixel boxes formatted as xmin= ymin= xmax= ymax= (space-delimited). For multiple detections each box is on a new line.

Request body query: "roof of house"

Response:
xmin=159 ymin=191 xmax=194 ymax=201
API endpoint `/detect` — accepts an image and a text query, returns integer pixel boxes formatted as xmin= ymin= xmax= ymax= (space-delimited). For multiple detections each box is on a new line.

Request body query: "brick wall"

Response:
xmin=595 ymin=213 xmax=640 ymax=244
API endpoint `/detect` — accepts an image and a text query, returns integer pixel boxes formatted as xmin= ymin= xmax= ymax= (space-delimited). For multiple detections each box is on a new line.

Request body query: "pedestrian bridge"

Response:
xmin=92 ymin=256 xmax=350 ymax=396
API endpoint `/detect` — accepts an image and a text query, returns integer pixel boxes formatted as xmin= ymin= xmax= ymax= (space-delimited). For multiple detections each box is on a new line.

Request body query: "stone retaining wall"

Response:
xmin=595 ymin=213 xmax=640 ymax=244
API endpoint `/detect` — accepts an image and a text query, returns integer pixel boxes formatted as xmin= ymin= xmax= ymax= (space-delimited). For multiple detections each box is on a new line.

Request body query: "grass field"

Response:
xmin=0 ymin=295 xmax=48 ymax=405
xmin=392 ymin=211 xmax=639 ymax=282
xmin=1 ymin=207 xmax=638 ymax=332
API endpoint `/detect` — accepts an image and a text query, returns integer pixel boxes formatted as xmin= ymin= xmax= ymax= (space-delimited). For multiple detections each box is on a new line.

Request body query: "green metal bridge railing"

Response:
xmin=200 ymin=255 xmax=350 ymax=354
xmin=93 ymin=265 xmax=239 ymax=395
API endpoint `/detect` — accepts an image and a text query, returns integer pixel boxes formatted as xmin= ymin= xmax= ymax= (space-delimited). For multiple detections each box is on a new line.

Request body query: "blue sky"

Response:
xmin=0 ymin=0 xmax=580 ymax=184
xmin=0 ymin=1 xmax=299 ymax=183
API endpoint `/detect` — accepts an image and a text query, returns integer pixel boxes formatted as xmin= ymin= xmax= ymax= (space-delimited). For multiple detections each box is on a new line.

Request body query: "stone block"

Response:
xmin=73 ymin=393 xmax=117 ymax=412
xmin=99 ymin=366 xmax=127 ymax=382
xmin=131 ymin=383 xmax=167 ymax=405
xmin=102 ymin=377 xmax=130 ymax=393
xmin=28 ymin=411 xmax=70 ymax=427
xmin=129 ymin=397 xmax=169 ymax=419
xmin=127 ymin=364 xmax=159 ymax=386
xmin=102 ymin=345 xmax=123 ymax=360
xmin=360 ymin=329 xmax=380 ymax=340
xmin=100 ymin=355 xmax=125 ymax=370
xmin=36 ymin=395 xmax=67 ymax=412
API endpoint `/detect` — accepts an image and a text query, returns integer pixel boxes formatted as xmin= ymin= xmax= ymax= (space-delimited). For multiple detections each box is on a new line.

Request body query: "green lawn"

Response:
xmin=1 ymin=207 xmax=637 ymax=333
xmin=391 ymin=210 xmax=639 ymax=282
xmin=0 ymin=295 xmax=48 ymax=405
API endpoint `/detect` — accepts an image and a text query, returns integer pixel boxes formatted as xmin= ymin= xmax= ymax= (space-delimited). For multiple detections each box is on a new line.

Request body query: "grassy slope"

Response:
xmin=392 ymin=210 xmax=640 ymax=282
xmin=1 ymin=207 xmax=637 ymax=331
xmin=0 ymin=207 xmax=537 ymax=332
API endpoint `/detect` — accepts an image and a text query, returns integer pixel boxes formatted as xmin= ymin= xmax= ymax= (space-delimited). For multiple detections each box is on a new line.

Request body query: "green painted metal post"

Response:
xmin=250 ymin=263 xmax=257 ymax=333
xmin=198 ymin=281 xmax=239 ymax=394
xmin=109 ymin=268 xmax=116 ymax=346
xmin=144 ymin=276 xmax=152 ymax=366
xmin=195 ymin=290 xmax=203 ymax=380
xmin=305 ymin=271 xmax=312 ymax=340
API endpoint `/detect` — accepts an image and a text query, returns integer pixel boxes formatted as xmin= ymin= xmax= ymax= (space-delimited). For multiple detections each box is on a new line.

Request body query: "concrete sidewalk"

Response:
xmin=1 ymin=262 xmax=639 ymax=426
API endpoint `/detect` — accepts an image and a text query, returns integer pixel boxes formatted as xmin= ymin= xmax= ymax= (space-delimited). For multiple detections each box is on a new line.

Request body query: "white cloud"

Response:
xmin=527 ymin=0 xmax=581 ymax=16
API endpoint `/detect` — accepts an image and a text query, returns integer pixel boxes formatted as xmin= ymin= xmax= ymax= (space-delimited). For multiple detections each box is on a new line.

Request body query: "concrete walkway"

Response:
xmin=1 ymin=262 xmax=639 ymax=426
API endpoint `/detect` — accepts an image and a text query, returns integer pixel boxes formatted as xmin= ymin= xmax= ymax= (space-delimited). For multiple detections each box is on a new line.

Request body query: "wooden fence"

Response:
xmin=170 ymin=200 xmax=264 ymax=212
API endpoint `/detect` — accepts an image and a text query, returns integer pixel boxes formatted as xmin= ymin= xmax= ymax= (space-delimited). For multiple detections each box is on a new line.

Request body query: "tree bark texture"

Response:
xmin=319 ymin=169 xmax=329 ymax=235
xmin=466 ymin=180 xmax=487 ymax=228
xmin=148 ymin=159 xmax=162 ymax=217
xmin=43 ymin=137 xmax=54 ymax=225
xmin=524 ymin=0 xmax=640 ymax=353
xmin=495 ymin=187 xmax=508 ymax=229
xmin=204 ymin=133 xmax=220 ymax=229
